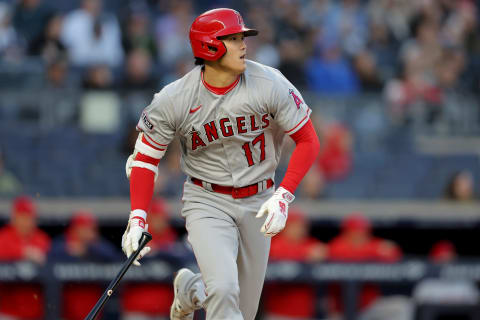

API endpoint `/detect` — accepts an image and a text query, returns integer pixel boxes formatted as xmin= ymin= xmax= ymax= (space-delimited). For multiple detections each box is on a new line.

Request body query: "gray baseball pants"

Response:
xmin=179 ymin=180 xmax=272 ymax=320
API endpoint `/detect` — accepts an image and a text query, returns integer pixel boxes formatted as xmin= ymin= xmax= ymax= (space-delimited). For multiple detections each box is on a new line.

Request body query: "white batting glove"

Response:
xmin=256 ymin=187 xmax=295 ymax=237
xmin=121 ymin=210 xmax=151 ymax=266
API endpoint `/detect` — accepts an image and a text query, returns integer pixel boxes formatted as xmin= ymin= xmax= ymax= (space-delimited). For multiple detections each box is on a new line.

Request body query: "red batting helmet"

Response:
xmin=189 ymin=8 xmax=258 ymax=61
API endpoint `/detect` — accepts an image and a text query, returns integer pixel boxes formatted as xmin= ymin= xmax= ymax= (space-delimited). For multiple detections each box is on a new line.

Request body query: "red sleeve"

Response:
xmin=0 ymin=227 xmax=23 ymax=260
xmin=130 ymin=135 xmax=162 ymax=212
xmin=279 ymin=120 xmax=320 ymax=193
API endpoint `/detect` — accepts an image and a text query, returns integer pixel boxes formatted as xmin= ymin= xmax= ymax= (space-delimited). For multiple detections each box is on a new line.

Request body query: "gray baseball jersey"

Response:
xmin=135 ymin=60 xmax=311 ymax=320
xmin=136 ymin=59 xmax=311 ymax=187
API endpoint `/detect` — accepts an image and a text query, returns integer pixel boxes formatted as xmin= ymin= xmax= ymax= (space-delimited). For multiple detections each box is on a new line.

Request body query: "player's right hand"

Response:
xmin=121 ymin=210 xmax=151 ymax=266
xmin=256 ymin=187 xmax=295 ymax=237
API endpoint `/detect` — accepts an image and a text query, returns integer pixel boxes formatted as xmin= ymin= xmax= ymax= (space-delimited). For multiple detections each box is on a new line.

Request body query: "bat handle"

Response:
xmin=139 ymin=231 xmax=153 ymax=250
xmin=84 ymin=231 xmax=152 ymax=320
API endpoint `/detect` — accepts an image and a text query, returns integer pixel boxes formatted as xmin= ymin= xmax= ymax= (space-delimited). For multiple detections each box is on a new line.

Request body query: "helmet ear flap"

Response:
xmin=199 ymin=38 xmax=226 ymax=60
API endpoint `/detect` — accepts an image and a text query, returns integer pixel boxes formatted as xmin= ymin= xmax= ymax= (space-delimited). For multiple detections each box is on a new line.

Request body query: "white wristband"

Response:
xmin=130 ymin=209 xmax=147 ymax=220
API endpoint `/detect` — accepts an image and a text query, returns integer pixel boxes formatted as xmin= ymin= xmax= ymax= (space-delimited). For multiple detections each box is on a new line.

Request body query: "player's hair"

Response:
xmin=195 ymin=58 xmax=205 ymax=65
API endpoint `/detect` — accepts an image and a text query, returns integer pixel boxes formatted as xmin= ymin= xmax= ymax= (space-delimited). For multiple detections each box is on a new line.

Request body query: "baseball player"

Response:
xmin=122 ymin=8 xmax=320 ymax=320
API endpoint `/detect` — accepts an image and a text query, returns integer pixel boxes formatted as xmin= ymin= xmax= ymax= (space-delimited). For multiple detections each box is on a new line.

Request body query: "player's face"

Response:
xmin=218 ymin=33 xmax=247 ymax=74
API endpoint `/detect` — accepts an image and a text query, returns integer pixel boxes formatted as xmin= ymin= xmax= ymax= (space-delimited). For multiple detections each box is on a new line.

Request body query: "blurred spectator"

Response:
xmin=82 ymin=64 xmax=115 ymax=90
xmin=436 ymin=47 xmax=466 ymax=90
xmin=298 ymin=164 xmax=327 ymax=199
xmin=61 ymin=0 xmax=124 ymax=67
xmin=305 ymin=42 xmax=359 ymax=95
xmin=429 ymin=240 xmax=457 ymax=263
xmin=385 ymin=14 xmax=444 ymax=125
xmin=352 ymin=50 xmax=384 ymax=92
xmin=366 ymin=20 xmax=400 ymax=84
xmin=245 ymin=5 xmax=279 ymax=68
xmin=120 ymin=48 xmax=158 ymax=92
xmin=274 ymin=1 xmax=311 ymax=88
xmin=0 ymin=196 xmax=50 ymax=319
xmin=317 ymin=122 xmax=353 ymax=182
xmin=0 ymin=2 xmax=20 ymax=59
xmin=320 ymin=0 xmax=368 ymax=56
xmin=444 ymin=170 xmax=476 ymax=201
xmin=263 ymin=208 xmax=327 ymax=320
xmin=277 ymin=38 xmax=308 ymax=88
xmin=121 ymin=198 xmax=179 ymax=320
xmin=48 ymin=210 xmax=120 ymax=320
xmin=327 ymin=212 xmax=402 ymax=318
xmin=121 ymin=9 xmax=157 ymax=58
xmin=413 ymin=240 xmax=480 ymax=314
xmin=154 ymin=0 xmax=194 ymax=67
xmin=0 ymin=150 xmax=23 ymax=196
xmin=367 ymin=0 xmax=415 ymax=42
xmin=301 ymin=0 xmax=330 ymax=30
xmin=12 ymin=0 xmax=52 ymax=49
xmin=45 ymin=57 xmax=69 ymax=88
xmin=28 ymin=13 xmax=66 ymax=63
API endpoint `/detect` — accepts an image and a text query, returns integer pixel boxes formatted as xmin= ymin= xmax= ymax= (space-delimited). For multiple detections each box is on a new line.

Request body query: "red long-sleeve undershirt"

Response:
xmin=130 ymin=119 xmax=320 ymax=212
xmin=129 ymin=136 xmax=161 ymax=212
xmin=280 ymin=119 xmax=320 ymax=194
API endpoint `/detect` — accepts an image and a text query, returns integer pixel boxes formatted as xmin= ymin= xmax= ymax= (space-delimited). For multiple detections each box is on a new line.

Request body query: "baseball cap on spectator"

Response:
xmin=149 ymin=198 xmax=168 ymax=217
xmin=12 ymin=196 xmax=36 ymax=217
xmin=430 ymin=240 xmax=457 ymax=263
xmin=342 ymin=211 xmax=371 ymax=232
xmin=70 ymin=210 xmax=97 ymax=228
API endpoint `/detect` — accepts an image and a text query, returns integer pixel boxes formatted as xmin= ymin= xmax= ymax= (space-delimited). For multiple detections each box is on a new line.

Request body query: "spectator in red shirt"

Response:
xmin=0 ymin=196 xmax=51 ymax=320
xmin=121 ymin=198 xmax=179 ymax=320
xmin=327 ymin=212 xmax=402 ymax=318
xmin=317 ymin=122 xmax=353 ymax=182
xmin=263 ymin=208 xmax=327 ymax=320
xmin=48 ymin=210 xmax=120 ymax=320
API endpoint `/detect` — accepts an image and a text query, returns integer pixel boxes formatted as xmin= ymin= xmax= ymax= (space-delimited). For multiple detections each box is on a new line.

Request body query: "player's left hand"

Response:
xmin=256 ymin=187 xmax=295 ymax=237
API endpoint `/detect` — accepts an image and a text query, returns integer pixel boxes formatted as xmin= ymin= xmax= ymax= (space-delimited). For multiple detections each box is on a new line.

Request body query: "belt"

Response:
xmin=191 ymin=177 xmax=274 ymax=199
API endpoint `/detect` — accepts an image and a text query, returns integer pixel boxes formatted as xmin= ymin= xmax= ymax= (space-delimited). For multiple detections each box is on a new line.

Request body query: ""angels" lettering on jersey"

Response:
xmin=190 ymin=113 xmax=270 ymax=151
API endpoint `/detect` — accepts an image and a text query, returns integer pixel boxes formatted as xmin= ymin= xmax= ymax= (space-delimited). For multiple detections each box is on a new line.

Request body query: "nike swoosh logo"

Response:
xmin=189 ymin=105 xmax=202 ymax=114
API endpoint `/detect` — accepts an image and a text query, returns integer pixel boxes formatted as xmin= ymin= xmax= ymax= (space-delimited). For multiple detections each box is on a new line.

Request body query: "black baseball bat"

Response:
xmin=84 ymin=231 xmax=152 ymax=320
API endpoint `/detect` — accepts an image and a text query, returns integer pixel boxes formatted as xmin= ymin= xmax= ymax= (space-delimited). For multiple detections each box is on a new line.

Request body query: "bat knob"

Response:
xmin=141 ymin=231 xmax=153 ymax=244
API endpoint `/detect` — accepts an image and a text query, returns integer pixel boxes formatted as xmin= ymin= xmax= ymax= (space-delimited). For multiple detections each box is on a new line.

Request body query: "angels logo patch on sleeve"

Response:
xmin=289 ymin=89 xmax=303 ymax=109
xmin=142 ymin=111 xmax=154 ymax=130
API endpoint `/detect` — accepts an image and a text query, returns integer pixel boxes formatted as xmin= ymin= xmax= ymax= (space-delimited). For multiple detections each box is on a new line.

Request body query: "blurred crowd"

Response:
xmin=0 ymin=195 xmax=471 ymax=320
xmin=0 ymin=0 xmax=478 ymax=97
xmin=0 ymin=195 xmax=193 ymax=320
xmin=0 ymin=0 xmax=478 ymax=200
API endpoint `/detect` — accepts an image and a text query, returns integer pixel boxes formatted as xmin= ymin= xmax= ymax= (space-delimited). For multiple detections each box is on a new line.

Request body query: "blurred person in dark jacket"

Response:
xmin=327 ymin=212 xmax=402 ymax=319
xmin=121 ymin=198 xmax=181 ymax=320
xmin=263 ymin=208 xmax=327 ymax=320
xmin=48 ymin=210 xmax=120 ymax=320
xmin=12 ymin=0 xmax=52 ymax=49
xmin=28 ymin=13 xmax=66 ymax=63
xmin=120 ymin=48 xmax=158 ymax=92
xmin=121 ymin=9 xmax=157 ymax=58
xmin=0 ymin=196 xmax=50 ymax=320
